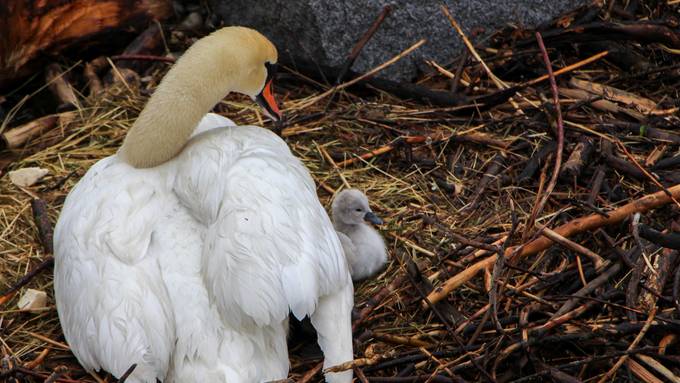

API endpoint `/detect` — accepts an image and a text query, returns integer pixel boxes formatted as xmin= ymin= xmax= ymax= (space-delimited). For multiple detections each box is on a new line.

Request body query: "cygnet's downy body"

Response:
xmin=332 ymin=189 xmax=387 ymax=281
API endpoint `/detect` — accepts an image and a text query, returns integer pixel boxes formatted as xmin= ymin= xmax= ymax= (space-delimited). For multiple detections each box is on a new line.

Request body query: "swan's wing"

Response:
xmin=174 ymin=127 xmax=351 ymax=328
xmin=54 ymin=157 xmax=175 ymax=382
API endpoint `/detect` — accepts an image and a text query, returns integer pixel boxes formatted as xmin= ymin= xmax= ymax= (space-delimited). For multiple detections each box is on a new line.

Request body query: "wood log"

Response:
xmin=0 ymin=0 xmax=172 ymax=87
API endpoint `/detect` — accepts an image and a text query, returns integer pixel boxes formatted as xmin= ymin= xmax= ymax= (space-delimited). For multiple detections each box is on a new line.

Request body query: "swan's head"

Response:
xmin=332 ymin=189 xmax=383 ymax=226
xmin=120 ymin=26 xmax=283 ymax=168
xmin=201 ymin=27 xmax=281 ymax=121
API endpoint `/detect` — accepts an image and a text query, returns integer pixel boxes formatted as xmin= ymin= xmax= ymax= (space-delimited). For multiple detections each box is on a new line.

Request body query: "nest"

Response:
xmin=2 ymin=2 xmax=680 ymax=382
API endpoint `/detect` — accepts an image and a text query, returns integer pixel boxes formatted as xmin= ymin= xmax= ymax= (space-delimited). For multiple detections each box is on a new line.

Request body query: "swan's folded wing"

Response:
xmin=182 ymin=129 xmax=350 ymax=328
xmin=53 ymin=158 xmax=175 ymax=381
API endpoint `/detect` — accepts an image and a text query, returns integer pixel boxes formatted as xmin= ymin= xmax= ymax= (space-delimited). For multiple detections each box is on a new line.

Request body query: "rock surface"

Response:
xmin=210 ymin=0 xmax=587 ymax=80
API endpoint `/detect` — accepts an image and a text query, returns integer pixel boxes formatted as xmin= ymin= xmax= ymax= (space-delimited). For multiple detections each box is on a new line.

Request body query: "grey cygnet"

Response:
xmin=332 ymin=189 xmax=387 ymax=281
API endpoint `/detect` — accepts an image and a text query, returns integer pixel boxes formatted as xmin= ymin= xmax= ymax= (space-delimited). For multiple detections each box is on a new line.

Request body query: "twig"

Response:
xmin=298 ymin=39 xmax=426 ymax=109
xmin=336 ymin=6 xmax=391 ymax=84
xmin=490 ymin=204 xmax=517 ymax=333
xmin=0 ymin=257 xmax=54 ymax=302
xmin=440 ymin=5 xmax=507 ymax=89
xmin=535 ymin=223 xmax=605 ymax=269
xmin=110 ymin=54 xmax=175 ymax=63
xmin=527 ymin=32 xmax=564 ymax=232
xmin=117 ymin=364 xmax=137 ymax=383
xmin=43 ymin=366 xmax=68 ymax=383
xmin=549 ymin=261 xmax=620 ymax=318
xmin=638 ymin=224 xmax=680 ymax=250
xmin=298 ymin=362 xmax=323 ymax=383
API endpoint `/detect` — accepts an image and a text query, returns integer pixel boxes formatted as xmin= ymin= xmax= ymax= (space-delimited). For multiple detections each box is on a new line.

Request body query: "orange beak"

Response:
xmin=255 ymin=79 xmax=282 ymax=121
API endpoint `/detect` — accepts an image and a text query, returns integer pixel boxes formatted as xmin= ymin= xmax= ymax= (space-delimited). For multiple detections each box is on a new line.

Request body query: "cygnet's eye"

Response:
xmin=355 ymin=208 xmax=363 ymax=212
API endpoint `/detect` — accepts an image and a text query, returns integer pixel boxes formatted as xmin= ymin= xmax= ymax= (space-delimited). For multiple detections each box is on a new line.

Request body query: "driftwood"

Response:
xmin=0 ymin=0 xmax=172 ymax=87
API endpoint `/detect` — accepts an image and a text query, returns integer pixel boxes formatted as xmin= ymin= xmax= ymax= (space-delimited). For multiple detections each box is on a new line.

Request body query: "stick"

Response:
xmin=638 ymin=224 xmax=680 ymax=250
xmin=569 ymin=78 xmax=657 ymax=113
xmin=535 ymin=223 xmax=605 ymax=269
xmin=110 ymin=54 xmax=176 ymax=64
xmin=298 ymin=39 xmax=426 ymax=109
xmin=298 ymin=362 xmax=323 ymax=383
xmin=527 ymin=31 xmax=564 ymax=232
xmin=117 ymin=364 xmax=137 ymax=383
xmin=425 ymin=183 xmax=680 ymax=305
xmin=336 ymin=6 xmax=391 ymax=84
xmin=550 ymin=261 xmax=621 ymax=318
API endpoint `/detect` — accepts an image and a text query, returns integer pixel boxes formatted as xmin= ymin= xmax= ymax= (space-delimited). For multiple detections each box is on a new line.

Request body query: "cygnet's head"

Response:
xmin=332 ymin=189 xmax=383 ymax=226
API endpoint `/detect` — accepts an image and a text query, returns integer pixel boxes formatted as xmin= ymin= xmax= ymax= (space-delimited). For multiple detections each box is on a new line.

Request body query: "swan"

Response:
xmin=53 ymin=27 xmax=353 ymax=383
xmin=331 ymin=189 xmax=387 ymax=281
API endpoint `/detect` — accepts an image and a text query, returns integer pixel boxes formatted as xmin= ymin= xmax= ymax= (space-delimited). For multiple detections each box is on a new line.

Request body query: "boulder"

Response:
xmin=210 ymin=0 xmax=587 ymax=80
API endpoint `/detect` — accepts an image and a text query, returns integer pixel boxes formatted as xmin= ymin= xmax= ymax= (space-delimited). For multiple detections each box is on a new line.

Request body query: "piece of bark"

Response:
xmin=0 ymin=0 xmax=172 ymax=87
xmin=559 ymin=87 xmax=644 ymax=121
xmin=570 ymin=78 xmax=657 ymax=113
xmin=560 ymin=136 xmax=593 ymax=179
xmin=0 ymin=111 xmax=76 ymax=150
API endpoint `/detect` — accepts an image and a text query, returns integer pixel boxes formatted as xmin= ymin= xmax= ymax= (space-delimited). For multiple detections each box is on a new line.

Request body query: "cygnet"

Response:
xmin=332 ymin=189 xmax=387 ymax=281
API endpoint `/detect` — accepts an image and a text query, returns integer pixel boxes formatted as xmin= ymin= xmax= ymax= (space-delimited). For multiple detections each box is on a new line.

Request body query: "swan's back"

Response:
xmin=174 ymin=125 xmax=350 ymax=326
xmin=54 ymin=114 xmax=353 ymax=382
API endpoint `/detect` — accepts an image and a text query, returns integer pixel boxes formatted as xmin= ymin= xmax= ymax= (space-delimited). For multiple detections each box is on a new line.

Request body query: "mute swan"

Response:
xmin=53 ymin=27 xmax=353 ymax=383
xmin=332 ymin=189 xmax=387 ymax=281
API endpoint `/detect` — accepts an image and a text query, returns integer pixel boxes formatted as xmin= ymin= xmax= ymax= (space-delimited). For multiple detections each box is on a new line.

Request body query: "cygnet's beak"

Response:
xmin=255 ymin=78 xmax=282 ymax=122
xmin=364 ymin=211 xmax=383 ymax=225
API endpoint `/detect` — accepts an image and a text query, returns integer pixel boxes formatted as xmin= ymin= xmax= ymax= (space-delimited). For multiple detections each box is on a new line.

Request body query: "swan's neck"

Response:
xmin=119 ymin=48 xmax=237 ymax=168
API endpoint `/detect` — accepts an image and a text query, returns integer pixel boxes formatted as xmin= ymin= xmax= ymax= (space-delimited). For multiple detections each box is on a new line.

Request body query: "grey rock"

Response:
xmin=210 ymin=0 xmax=587 ymax=81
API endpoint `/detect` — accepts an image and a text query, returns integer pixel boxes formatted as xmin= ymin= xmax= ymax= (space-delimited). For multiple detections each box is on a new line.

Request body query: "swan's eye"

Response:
xmin=355 ymin=208 xmax=362 ymax=212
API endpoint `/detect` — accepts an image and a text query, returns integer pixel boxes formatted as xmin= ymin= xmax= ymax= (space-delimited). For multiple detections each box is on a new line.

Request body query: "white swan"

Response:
xmin=53 ymin=27 xmax=353 ymax=383
xmin=332 ymin=189 xmax=387 ymax=281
